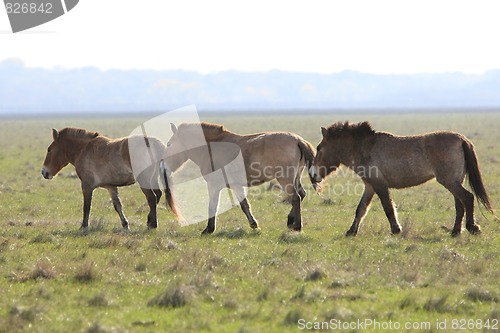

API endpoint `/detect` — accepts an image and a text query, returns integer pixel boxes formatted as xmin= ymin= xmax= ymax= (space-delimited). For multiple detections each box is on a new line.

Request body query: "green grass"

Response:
xmin=0 ymin=111 xmax=499 ymax=332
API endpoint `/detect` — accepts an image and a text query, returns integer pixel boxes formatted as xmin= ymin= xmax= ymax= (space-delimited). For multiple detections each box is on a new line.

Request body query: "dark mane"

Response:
xmin=59 ymin=127 xmax=100 ymax=139
xmin=200 ymin=122 xmax=225 ymax=136
xmin=325 ymin=121 xmax=375 ymax=139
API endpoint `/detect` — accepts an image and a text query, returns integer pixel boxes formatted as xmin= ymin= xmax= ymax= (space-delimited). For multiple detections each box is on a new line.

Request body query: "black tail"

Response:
xmin=462 ymin=140 xmax=494 ymax=214
xmin=297 ymin=139 xmax=319 ymax=191
xmin=160 ymin=160 xmax=182 ymax=221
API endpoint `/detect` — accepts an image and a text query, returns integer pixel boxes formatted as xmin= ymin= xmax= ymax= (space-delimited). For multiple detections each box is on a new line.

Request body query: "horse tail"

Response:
xmin=297 ymin=138 xmax=320 ymax=191
xmin=160 ymin=159 xmax=182 ymax=221
xmin=462 ymin=140 xmax=495 ymax=215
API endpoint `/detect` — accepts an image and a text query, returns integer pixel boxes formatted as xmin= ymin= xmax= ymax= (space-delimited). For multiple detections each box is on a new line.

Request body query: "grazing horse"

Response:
xmin=164 ymin=122 xmax=317 ymax=234
xmin=41 ymin=128 xmax=177 ymax=230
xmin=309 ymin=121 xmax=495 ymax=237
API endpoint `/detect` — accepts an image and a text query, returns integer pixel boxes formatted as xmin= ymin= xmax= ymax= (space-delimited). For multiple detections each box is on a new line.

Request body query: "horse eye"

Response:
xmin=47 ymin=147 xmax=52 ymax=153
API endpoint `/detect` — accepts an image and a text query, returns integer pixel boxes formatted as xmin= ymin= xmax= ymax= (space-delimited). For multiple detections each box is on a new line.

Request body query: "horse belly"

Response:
xmin=245 ymin=157 xmax=302 ymax=187
xmin=378 ymin=158 xmax=435 ymax=189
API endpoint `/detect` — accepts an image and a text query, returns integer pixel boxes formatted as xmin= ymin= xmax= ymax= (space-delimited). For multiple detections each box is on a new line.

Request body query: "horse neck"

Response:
xmin=342 ymin=137 xmax=370 ymax=169
xmin=60 ymin=136 xmax=94 ymax=164
xmin=204 ymin=131 xmax=240 ymax=144
xmin=167 ymin=151 xmax=189 ymax=172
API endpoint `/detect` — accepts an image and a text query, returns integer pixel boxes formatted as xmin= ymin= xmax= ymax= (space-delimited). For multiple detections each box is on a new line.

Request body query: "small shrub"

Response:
xmin=9 ymin=305 xmax=36 ymax=322
xmin=256 ymin=287 xmax=270 ymax=301
xmin=88 ymin=293 xmax=110 ymax=307
xmin=85 ymin=322 xmax=108 ymax=333
xmin=148 ymin=285 xmax=196 ymax=308
xmin=74 ymin=261 xmax=97 ymax=283
xmin=291 ymin=285 xmax=306 ymax=300
xmin=424 ymin=295 xmax=449 ymax=313
xmin=30 ymin=232 xmax=54 ymax=244
xmin=305 ymin=267 xmax=327 ymax=281
xmin=149 ymin=238 xmax=178 ymax=251
xmin=329 ymin=280 xmax=349 ymax=289
xmin=135 ymin=262 xmax=147 ymax=272
xmin=29 ymin=259 xmax=57 ymax=280
xmin=283 ymin=309 xmax=303 ymax=326
xmin=465 ymin=288 xmax=498 ymax=303
xmin=399 ymin=294 xmax=418 ymax=309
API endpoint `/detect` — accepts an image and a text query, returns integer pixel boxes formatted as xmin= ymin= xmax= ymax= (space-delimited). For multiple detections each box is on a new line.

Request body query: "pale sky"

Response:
xmin=1 ymin=0 xmax=500 ymax=74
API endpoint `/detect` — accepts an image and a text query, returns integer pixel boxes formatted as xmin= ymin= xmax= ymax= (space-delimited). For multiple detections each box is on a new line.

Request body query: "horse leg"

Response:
xmin=278 ymin=177 xmax=302 ymax=231
xmin=291 ymin=193 xmax=302 ymax=231
xmin=451 ymin=196 xmax=465 ymax=237
xmin=346 ymin=183 xmax=375 ymax=236
xmin=233 ymin=186 xmax=259 ymax=230
xmin=287 ymin=184 xmax=306 ymax=228
xmin=202 ymin=186 xmax=221 ymax=235
xmin=153 ymin=189 xmax=163 ymax=205
xmin=141 ymin=188 xmax=158 ymax=229
xmin=147 ymin=166 xmax=163 ymax=205
xmin=81 ymin=184 xmax=94 ymax=229
xmin=106 ymin=186 xmax=129 ymax=229
xmin=374 ymin=185 xmax=402 ymax=235
xmin=439 ymin=181 xmax=479 ymax=236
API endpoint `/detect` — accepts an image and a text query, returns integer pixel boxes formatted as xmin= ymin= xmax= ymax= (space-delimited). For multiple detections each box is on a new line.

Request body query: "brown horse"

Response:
xmin=309 ymin=121 xmax=495 ymax=237
xmin=164 ymin=122 xmax=317 ymax=234
xmin=41 ymin=128 xmax=177 ymax=230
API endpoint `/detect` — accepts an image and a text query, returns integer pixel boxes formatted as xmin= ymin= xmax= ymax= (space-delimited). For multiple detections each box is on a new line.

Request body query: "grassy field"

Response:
xmin=0 ymin=111 xmax=499 ymax=332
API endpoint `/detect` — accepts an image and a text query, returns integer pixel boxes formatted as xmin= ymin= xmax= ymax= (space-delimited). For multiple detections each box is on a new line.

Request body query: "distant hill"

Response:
xmin=1 ymin=58 xmax=500 ymax=114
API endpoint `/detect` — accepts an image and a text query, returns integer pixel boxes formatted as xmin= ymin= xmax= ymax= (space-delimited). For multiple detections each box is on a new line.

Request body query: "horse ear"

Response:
xmin=170 ymin=123 xmax=178 ymax=134
xmin=52 ymin=129 xmax=59 ymax=141
xmin=321 ymin=127 xmax=328 ymax=138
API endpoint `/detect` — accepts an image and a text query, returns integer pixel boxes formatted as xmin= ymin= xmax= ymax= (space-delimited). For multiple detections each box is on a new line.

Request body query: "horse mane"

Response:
xmin=325 ymin=121 xmax=375 ymax=139
xmin=200 ymin=122 xmax=225 ymax=136
xmin=59 ymin=127 xmax=100 ymax=140
xmin=178 ymin=122 xmax=227 ymax=141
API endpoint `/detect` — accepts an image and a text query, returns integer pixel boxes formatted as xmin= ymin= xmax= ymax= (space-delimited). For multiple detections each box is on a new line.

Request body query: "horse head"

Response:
xmin=41 ymin=129 xmax=69 ymax=179
xmin=310 ymin=121 xmax=375 ymax=182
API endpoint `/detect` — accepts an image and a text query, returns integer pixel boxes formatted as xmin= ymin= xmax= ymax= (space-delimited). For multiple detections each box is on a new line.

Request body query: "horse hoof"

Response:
xmin=201 ymin=228 xmax=215 ymax=235
xmin=391 ymin=226 xmax=402 ymax=235
xmin=251 ymin=227 xmax=262 ymax=234
xmin=345 ymin=229 xmax=357 ymax=237
xmin=451 ymin=229 xmax=462 ymax=237
xmin=466 ymin=225 xmax=481 ymax=235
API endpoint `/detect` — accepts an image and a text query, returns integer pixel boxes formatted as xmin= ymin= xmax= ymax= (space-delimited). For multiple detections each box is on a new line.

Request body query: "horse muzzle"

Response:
xmin=309 ymin=165 xmax=323 ymax=182
xmin=41 ymin=166 xmax=53 ymax=180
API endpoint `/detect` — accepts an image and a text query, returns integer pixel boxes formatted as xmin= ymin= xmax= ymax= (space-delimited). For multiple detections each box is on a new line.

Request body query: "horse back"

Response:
xmin=239 ymin=132 xmax=306 ymax=184
xmin=368 ymin=131 xmax=466 ymax=188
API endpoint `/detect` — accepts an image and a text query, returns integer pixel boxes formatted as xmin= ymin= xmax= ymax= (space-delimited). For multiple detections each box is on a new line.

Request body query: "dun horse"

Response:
xmin=41 ymin=128 xmax=177 ymax=230
xmin=164 ymin=122 xmax=317 ymax=234
xmin=309 ymin=121 xmax=495 ymax=237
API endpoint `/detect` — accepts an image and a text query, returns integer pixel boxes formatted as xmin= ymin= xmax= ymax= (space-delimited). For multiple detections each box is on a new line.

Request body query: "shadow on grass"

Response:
xmin=213 ymin=227 xmax=261 ymax=239
xmin=277 ymin=231 xmax=312 ymax=244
